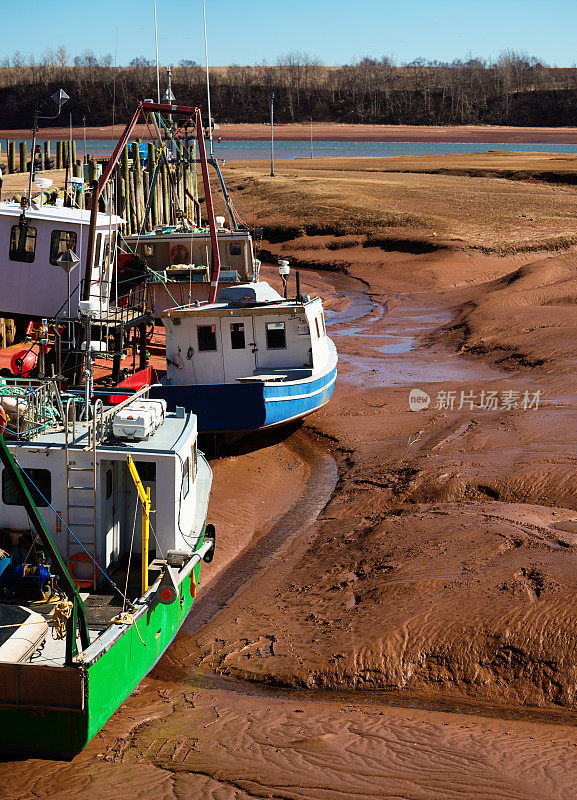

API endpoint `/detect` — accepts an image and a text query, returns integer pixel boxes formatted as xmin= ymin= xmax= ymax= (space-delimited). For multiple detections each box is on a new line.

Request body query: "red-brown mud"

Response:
xmin=4 ymin=244 xmax=577 ymax=797
xmin=3 ymin=122 xmax=577 ymax=143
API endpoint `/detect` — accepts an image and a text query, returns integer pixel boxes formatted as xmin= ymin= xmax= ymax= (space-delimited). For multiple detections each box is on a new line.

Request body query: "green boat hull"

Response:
xmin=0 ymin=533 xmax=206 ymax=758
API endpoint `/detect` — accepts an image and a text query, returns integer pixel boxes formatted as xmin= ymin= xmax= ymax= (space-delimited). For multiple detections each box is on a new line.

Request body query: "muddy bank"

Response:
xmin=6 ymin=671 xmax=577 ymax=800
xmin=3 ymin=122 xmax=577 ymax=143
xmin=4 ymin=160 xmax=577 ymax=796
xmin=3 ymin=253 xmax=577 ymax=798
xmin=183 ymin=249 xmax=577 ymax=713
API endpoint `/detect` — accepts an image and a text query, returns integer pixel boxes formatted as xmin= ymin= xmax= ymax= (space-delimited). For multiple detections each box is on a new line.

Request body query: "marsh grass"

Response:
xmin=222 ymin=154 xmax=577 ymax=255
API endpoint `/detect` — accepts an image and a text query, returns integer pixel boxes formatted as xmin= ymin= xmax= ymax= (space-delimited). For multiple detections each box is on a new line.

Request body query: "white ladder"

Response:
xmin=62 ymin=389 xmax=152 ymax=588
xmin=64 ymin=399 xmax=100 ymax=589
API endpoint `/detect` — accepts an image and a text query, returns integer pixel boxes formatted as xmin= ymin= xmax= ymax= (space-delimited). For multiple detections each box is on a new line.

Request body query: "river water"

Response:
xmin=82 ymin=139 xmax=577 ymax=160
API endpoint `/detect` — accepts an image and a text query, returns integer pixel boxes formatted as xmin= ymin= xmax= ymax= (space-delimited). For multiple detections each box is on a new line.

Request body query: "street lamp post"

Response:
xmin=27 ymin=89 xmax=69 ymax=207
xmin=270 ymin=93 xmax=275 ymax=177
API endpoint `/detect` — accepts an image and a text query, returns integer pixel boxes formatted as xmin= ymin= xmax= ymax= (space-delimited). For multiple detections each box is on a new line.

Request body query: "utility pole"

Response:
xmin=270 ymin=93 xmax=275 ymax=177
xmin=310 ymin=116 xmax=313 ymax=159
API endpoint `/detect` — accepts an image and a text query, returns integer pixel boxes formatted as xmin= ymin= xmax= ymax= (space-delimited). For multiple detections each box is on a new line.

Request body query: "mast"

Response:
xmin=196 ymin=108 xmax=222 ymax=303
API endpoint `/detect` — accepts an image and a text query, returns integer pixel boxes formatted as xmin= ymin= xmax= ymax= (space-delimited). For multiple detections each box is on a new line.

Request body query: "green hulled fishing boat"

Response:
xmin=0 ymin=377 xmax=213 ymax=757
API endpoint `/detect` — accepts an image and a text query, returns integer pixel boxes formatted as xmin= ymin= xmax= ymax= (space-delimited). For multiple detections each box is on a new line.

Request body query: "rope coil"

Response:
xmin=110 ymin=611 xmax=146 ymax=646
xmin=52 ymin=600 xmax=73 ymax=640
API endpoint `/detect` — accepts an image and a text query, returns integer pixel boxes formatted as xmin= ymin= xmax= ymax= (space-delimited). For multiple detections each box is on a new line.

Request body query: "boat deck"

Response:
xmin=0 ymin=552 xmax=148 ymax=667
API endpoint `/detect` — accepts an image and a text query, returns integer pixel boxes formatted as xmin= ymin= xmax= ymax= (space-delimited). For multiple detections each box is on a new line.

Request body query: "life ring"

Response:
xmin=0 ymin=407 xmax=7 ymax=434
xmin=69 ymin=551 xmax=100 ymax=589
xmin=170 ymin=244 xmax=189 ymax=265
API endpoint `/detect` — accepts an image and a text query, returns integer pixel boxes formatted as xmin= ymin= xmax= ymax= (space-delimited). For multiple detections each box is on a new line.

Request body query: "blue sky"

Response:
xmin=2 ymin=0 xmax=577 ymax=67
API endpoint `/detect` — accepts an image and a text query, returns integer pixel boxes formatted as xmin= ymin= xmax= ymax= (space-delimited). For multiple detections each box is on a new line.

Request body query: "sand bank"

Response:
xmin=2 ymin=122 xmax=577 ymax=143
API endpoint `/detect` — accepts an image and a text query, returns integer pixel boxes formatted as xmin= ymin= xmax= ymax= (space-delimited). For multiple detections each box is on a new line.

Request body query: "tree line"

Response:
xmin=1 ymin=48 xmax=577 ymax=127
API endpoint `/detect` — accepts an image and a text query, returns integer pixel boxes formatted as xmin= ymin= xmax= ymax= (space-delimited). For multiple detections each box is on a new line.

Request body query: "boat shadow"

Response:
xmin=200 ymin=420 xmax=303 ymax=459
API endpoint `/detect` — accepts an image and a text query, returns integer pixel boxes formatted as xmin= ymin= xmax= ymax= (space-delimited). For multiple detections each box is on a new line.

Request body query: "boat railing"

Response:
xmin=105 ymin=282 xmax=149 ymax=327
xmin=63 ymin=384 xmax=152 ymax=449
xmin=0 ymin=377 xmax=65 ymax=440
xmin=90 ymin=385 xmax=151 ymax=450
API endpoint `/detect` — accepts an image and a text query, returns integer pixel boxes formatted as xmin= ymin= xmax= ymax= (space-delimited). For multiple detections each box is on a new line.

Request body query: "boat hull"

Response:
xmin=151 ymin=344 xmax=338 ymax=434
xmin=0 ymin=529 xmax=207 ymax=759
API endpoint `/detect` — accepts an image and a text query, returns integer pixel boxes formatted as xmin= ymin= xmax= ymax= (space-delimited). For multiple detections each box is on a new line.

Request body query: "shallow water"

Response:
xmin=320 ymin=271 xmax=505 ymax=385
xmin=83 ymin=138 xmax=577 ymax=160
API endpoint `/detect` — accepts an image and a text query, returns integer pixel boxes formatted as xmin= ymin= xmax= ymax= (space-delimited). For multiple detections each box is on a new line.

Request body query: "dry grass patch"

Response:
xmin=221 ymin=155 xmax=577 ymax=254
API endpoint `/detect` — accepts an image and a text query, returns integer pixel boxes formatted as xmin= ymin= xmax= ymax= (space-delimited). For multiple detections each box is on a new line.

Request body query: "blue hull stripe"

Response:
xmin=151 ymin=364 xmax=337 ymax=433
xmin=264 ymin=374 xmax=337 ymax=402
xmin=150 ymin=337 xmax=338 ymax=433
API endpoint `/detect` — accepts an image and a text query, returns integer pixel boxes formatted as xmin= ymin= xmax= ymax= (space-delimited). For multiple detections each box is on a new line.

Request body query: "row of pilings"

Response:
xmin=2 ymin=139 xmax=201 ymax=234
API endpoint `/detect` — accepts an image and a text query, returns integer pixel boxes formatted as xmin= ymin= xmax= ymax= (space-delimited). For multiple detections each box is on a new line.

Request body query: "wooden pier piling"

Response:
xmin=4 ymin=131 xmax=208 ymax=236
xmin=7 ymin=141 xmax=15 ymax=174
xmin=19 ymin=141 xmax=26 ymax=173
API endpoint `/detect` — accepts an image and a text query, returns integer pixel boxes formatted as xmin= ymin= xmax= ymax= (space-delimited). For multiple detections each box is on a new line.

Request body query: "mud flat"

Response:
xmin=4 ymin=122 xmax=577 ymax=143
xmin=4 ymin=156 xmax=577 ymax=797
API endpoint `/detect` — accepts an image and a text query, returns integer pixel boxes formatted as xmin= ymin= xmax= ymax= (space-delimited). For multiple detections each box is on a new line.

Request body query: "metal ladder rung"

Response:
xmin=68 ymin=467 xmax=94 ymax=473
xmin=69 ymin=522 xmax=95 ymax=528
xmin=68 ymin=504 xmax=94 ymax=509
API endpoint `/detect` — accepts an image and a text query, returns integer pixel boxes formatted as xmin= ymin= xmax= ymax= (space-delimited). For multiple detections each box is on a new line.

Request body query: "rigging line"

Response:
xmin=140 ymin=113 xmax=183 ymax=235
xmin=153 ymin=0 xmax=160 ymax=104
xmin=146 ymin=268 xmax=180 ymax=307
xmin=123 ymin=491 xmax=140 ymax=613
xmin=147 ymin=516 xmax=164 ymax=562
xmin=18 ymin=467 xmax=130 ymax=604
xmin=202 ymin=0 xmax=213 ymax=157
xmin=135 ymin=114 xmax=166 ymax=239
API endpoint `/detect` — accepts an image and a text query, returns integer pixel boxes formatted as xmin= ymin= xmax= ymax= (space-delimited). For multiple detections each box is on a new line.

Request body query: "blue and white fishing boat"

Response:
xmin=151 ymin=282 xmax=337 ymax=433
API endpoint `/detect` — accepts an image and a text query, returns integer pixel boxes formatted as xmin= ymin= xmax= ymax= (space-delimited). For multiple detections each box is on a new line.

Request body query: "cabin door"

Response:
xmin=190 ymin=319 xmax=224 ymax=384
xmin=101 ymin=461 xmax=120 ymax=567
xmin=124 ymin=460 xmax=157 ymax=557
xmin=220 ymin=316 xmax=257 ymax=382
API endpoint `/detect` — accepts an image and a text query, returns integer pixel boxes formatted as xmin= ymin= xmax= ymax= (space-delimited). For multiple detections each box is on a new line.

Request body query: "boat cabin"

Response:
xmin=0 ymin=380 xmax=210 ymax=579
xmin=161 ymin=283 xmax=330 ymax=385
xmin=123 ymin=226 xmax=259 ymax=315
xmin=0 ymin=201 xmax=122 ymax=320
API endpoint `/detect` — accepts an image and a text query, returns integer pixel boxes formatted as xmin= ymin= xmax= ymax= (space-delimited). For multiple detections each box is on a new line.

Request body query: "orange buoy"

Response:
xmin=170 ymin=244 xmax=189 ymax=265
xmin=10 ymin=347 xmax=38 ymax=377
xmin=69 ymin=551 xmax=100 ymax=589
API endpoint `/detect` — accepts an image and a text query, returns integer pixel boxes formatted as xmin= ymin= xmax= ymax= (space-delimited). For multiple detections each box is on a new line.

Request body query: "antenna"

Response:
xmin=202 ymin=0 xmax=213 ymax=156
xmin=153 ymin=0 xmax=161 ymax=103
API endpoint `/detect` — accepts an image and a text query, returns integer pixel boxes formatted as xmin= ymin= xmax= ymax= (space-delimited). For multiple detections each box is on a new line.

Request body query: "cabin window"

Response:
xmin=182 ymin=457 xmax=190 ymax=498
xmin=106 ymin=469 xmax=113 ymax=500
xmin=229 ymin=244 xmax=242 ymax=256
xmin=315 ymin=318 xmax=321 ymax=338
xmin=2 ymin=468 xmax=51 ymax=507
xmin=198 ymin=325 xmax=217 ymax=352
xmin=192 ymin=441 xmax=197 ymax=479
xmin=266 ymin=321 xmax=286 ymax=350
xmin=9 ymin=224 xmax=37 ymax=263
xmin=95 ymin=233 xmax=102 ymax=265
xmin=134 ymin=461 xmax=156 ymax=482
xmin=321 ymin=313 xmax=326 ymax=335
xmin=144 ymin=244 xmax=155 ymax=258
xmin=49 ymin=230 xmax=77 ymax=266
xmin=230 ymin=322 xmax=245 ymax=350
